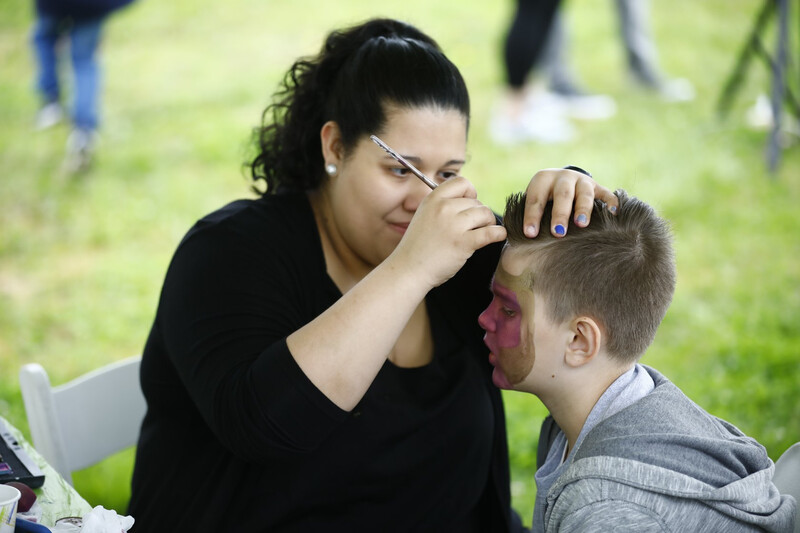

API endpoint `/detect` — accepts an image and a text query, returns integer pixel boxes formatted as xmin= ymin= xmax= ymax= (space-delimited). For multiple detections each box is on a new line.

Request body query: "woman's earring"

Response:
xmin=325 ymin=163 xmax=338 ymax=176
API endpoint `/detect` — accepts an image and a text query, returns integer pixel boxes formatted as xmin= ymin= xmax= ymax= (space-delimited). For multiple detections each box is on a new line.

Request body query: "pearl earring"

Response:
xmin=325 ymin=163 xmax=337 ymax=176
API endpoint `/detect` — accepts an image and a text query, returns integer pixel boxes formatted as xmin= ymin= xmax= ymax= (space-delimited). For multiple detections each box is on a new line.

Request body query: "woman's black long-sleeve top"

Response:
xmin=128 ymin=192 xmax=515 ymax=532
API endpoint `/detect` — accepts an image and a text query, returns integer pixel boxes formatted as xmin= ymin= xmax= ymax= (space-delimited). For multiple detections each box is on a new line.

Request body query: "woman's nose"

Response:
xmin=403 ymin=175 xmax=433 ymax=211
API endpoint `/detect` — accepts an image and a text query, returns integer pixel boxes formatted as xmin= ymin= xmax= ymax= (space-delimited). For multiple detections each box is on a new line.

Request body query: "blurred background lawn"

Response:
xmin=1 ymin=0 xmax=798 ymax=527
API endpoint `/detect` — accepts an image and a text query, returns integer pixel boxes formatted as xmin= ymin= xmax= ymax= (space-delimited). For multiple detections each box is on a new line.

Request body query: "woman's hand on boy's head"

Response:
xmin=523 ymin=168 xmax=619 ymax=238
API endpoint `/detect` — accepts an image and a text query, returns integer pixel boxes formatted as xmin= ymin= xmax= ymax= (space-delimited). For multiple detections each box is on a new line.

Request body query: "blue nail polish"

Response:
xmin=554 ymin=224 xmax=566 ymax=236
xmin=609 ymin=205 xmax=618 ymax=214
xmin=576 ymin=214 xmax=588 ymax=225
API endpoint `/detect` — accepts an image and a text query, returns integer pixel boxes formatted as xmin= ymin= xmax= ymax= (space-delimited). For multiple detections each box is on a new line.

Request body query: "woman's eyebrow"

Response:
xmin=381 ymin=155 xmax=465 ymax=167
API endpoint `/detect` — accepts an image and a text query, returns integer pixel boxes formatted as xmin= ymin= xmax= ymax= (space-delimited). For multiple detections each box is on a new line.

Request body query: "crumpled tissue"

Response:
xmin=81 ymin=506 xmax=134 ymax=533
xmin=50 ymin=506 xmax=134 ymax=533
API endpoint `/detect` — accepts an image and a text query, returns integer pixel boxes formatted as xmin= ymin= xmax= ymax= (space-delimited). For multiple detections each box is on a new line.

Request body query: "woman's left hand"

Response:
xmin=522 ymin=167 xmax=618 ymax=238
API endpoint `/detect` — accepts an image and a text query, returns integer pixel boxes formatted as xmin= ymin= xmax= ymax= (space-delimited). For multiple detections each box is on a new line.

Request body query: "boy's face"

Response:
xmin=478 ymin=246 xmax=567 ymax=393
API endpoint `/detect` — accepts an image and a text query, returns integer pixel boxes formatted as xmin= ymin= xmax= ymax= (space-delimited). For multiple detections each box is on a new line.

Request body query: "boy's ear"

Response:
xmin=320 ymin=120 xmax=344 ymax=165
xmin=565 ymin=317 xmax=602 ymax=368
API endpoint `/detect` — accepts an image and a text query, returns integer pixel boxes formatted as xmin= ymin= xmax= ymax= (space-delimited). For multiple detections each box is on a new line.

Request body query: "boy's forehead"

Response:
xmin=495 ymin=246 xmax=535 ymax=291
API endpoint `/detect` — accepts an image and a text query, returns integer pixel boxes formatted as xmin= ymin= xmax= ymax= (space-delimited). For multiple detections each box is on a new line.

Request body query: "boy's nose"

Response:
xmin=478 ymin=307 xmax=494 ymax=332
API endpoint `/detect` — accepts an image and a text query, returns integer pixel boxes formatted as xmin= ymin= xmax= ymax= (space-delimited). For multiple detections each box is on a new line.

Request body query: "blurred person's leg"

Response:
xmin=492 ymin=0 xmax=574 ymax=144
xmin=64 ymin=16 xmax=103 ymax=173
xmin=69 ymin=16 xmax=103 ymax=132
xmin=504 ymin=0 xmax=561 ymax=90
xmin=32 ymin=12 xmax=64 ymax=129
xmin=617 ymin=0 xmax=660 ymax=86
xmin=616 ymin=0 xmax=694 ymax=101
xmin=541 ymin=12 xmax=582 ymax=96
xmin=539 ymin=10 xmax=616 ymax=120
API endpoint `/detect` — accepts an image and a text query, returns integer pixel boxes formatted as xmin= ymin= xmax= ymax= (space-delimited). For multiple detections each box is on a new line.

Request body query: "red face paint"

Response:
xmin=478 ymin=277 xmax=534 ymax=390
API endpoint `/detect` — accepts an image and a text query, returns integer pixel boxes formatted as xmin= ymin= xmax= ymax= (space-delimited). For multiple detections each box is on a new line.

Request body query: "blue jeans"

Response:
xmin=32 ymin=13 xmax=104 ymax=131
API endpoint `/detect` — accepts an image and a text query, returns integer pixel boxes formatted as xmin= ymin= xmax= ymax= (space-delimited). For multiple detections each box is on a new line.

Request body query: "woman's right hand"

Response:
xmin=388 ymin=176 xmax=507 ymax=289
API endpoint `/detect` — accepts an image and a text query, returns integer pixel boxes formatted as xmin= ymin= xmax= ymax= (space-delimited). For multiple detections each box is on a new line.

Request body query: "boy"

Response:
xmin=479 ymin=190 xmax=796 ymax=532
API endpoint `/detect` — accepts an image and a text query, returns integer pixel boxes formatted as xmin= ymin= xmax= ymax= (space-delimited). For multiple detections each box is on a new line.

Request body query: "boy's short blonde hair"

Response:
xmin=503 ymin=190 xmax=676 ymax=363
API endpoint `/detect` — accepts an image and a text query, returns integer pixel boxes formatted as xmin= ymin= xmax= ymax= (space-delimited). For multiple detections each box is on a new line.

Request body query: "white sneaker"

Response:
xmin=490 ymin=96 xmax=575 ymax=145
xmin=489 ymin=111 xmax=575 ymax=145
xmin=35 ymin=102 xmax=64 ymax=130
xmin=746 ymin=93 xmax=773 ymax=130
xmin=547 ymin=91 xmax=617 ymax=121
xmin=746 ymin=93 xmax=800 ymax=138
xmin=63 ymin=128 xmax=96 ymax=174
xmin=657 ymin=78 xmax=695 ymax=103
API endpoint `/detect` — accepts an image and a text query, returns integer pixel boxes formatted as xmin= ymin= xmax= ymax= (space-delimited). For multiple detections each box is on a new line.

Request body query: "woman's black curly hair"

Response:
xmin=249 ymin=18 xmax=470 ymax=195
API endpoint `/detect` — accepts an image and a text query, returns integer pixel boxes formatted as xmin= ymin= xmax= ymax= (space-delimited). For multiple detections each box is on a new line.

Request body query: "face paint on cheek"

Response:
xmin=483 ymin=283 xmax=532 ymax=387
xmin=488 ymin=280 xmax=523 ymax=347
xmin=496 ymin=299 xmax=522 ymax=349
xmin=500 ymin=341 xmax=533 ymax=385
xmin=515 ymin=323 xmax=536 ymax=382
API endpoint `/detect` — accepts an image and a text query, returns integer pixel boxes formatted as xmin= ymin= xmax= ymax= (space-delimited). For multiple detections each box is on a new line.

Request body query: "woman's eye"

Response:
xmin=439 ymin=170 xmax=458 ymax=180
xmin=502 ymin=307 xmax=516 ymax=318
xmin=390 ymin=167 xmax=410 ymax=177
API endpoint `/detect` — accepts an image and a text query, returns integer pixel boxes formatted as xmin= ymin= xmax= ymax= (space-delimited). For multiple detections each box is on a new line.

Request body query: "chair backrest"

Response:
xmin=18 ymin=356 xmax=146 ymax=485
xmin=774 ymin=442 xmax=800 ymax=533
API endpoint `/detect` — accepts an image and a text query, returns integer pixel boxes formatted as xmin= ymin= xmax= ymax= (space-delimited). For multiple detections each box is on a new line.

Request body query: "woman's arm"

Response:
xmin=287 ymin=176 xmax=506 ymax=411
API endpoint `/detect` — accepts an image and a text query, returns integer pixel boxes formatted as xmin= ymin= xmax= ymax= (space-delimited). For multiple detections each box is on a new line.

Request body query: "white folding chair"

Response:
xmin=774 ymin=442 xmax=800 ymax=533
xmin=18 ymin=356 xmax=146 ymax=485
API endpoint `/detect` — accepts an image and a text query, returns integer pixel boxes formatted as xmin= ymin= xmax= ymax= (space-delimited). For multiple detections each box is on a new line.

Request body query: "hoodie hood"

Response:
xmin=546 ymin=366 xmax=796 ymax=532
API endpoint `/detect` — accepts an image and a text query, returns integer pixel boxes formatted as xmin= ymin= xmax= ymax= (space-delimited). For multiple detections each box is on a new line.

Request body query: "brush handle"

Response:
xmin=370 ymin=135 xmax=437 ymax=189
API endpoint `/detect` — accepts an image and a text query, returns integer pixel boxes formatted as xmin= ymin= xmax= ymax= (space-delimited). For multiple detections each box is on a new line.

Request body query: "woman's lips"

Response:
xmin=388 ymin=222 xmax=409 ymax=234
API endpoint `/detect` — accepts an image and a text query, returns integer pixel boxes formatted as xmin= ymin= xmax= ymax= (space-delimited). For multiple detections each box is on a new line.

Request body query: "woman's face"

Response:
xmin=323 ymin=105 xmax=468 ymax=268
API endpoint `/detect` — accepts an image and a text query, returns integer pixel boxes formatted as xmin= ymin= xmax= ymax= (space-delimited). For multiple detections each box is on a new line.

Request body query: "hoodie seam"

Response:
xmin=552 ymin=485 xmax=672 ymax=532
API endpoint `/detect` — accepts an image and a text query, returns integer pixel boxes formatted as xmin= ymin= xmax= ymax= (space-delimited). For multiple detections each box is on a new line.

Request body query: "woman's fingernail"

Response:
xmin=554 ymin=224 xmax=566 ymax=236
xmin=524 ymin=225 xmax=537 ymax=238
xmin=576 ymin=214 xmax=588 ymax=225
xmin=609 ymin=205 xmax=618 ymax=214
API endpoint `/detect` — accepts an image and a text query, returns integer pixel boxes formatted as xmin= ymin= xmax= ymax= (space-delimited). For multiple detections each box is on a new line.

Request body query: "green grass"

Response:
xmin=1 ymin=0 xmax=798 ymax=527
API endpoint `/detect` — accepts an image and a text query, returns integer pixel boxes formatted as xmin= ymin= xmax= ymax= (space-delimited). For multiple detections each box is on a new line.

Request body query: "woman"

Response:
xmin=128 ymin=18 xmax=616 ymax=532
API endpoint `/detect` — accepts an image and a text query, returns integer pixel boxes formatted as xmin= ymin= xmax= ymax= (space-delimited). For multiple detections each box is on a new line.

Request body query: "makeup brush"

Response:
xmin=370 ymin=135 xmax=437 ymax=189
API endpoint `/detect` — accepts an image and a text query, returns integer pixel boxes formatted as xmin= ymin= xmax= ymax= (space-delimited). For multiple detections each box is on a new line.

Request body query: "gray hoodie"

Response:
xmin=541 ymin=366 xmax=796 ymax=532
